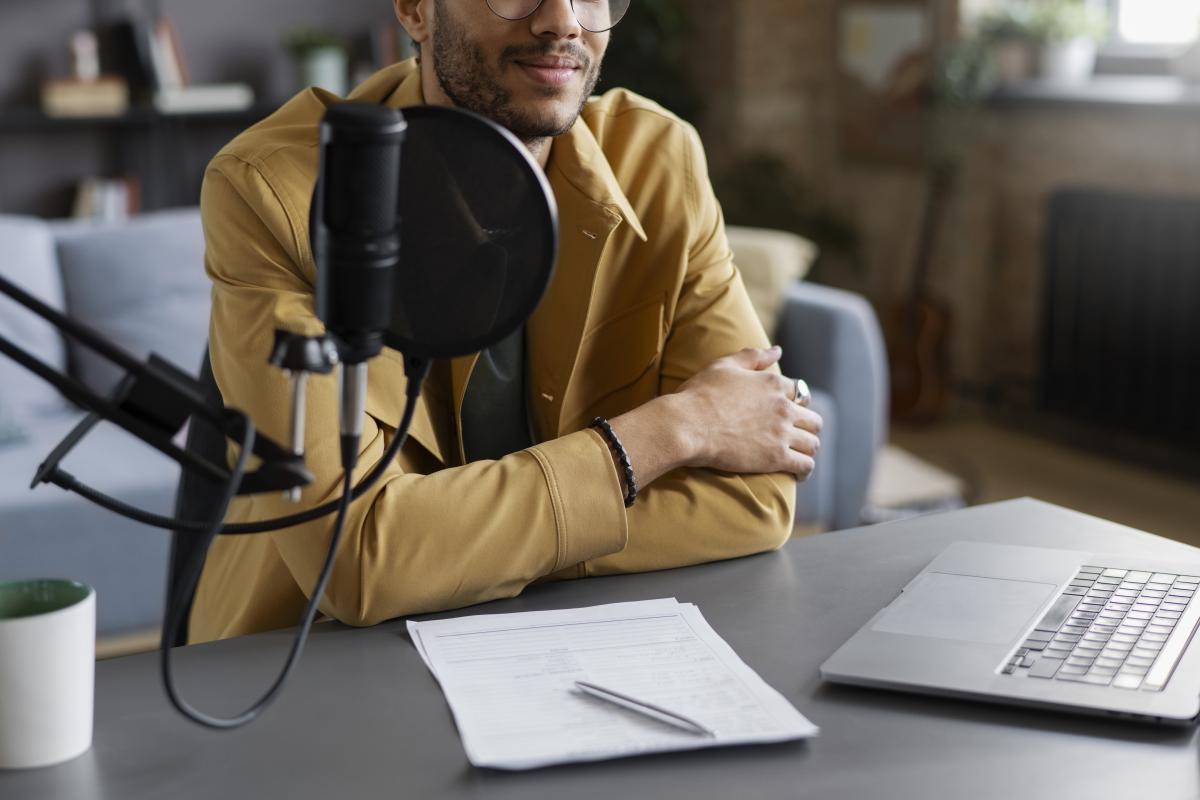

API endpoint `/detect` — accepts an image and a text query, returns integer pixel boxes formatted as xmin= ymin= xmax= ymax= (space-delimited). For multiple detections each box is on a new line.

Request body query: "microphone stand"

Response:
xmin=0 ymin=101 xmax=549 ymax=731
xmin=0 ymin=271 xmax=312 ymax=500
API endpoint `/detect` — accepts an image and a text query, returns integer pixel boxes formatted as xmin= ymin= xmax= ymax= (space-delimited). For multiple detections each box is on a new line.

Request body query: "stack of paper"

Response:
xmin=407 ymin=598 xmax=818 ymax=770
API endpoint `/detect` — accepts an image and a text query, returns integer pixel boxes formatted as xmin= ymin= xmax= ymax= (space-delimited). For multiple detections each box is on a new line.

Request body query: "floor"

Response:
xmin=890 ymin=417 xmax=1200 ymax=549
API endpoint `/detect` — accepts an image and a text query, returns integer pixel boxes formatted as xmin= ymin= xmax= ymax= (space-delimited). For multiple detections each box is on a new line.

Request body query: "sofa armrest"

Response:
xmin=775 ymin=282 xmax=888 ymax=530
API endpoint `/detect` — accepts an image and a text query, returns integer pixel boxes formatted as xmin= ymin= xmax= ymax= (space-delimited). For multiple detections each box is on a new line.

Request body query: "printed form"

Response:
xmin=407 ymin=598 xmax=818 ymax=770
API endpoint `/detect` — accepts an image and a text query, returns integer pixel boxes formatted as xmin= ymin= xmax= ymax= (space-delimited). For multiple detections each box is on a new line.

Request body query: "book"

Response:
xmin=152 ymin=83 xmax=255 ymax=114
xmin=41 ymin=77 xmax=130 ymax=117
xmin=99 ymin=17 xmax=159 ymax=99
xmin=72 ymin=176 xmax=139 ymax=221
xmin=142 ymin=15 xmax=255 ymax=114
xmin=149 ymin=16 xmax=189 ymax=89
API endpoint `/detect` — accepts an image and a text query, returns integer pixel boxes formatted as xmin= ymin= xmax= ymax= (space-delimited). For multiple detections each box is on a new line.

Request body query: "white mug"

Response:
xmin=0 ymin=579 xmax=95 ymax=770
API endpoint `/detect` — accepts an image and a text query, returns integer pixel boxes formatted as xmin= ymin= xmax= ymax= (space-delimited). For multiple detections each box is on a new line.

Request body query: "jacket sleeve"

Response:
xmin=201 ymin=154 xmax=629 ymax=626
xmin=584 ymin=123 xmax=797 ymax=577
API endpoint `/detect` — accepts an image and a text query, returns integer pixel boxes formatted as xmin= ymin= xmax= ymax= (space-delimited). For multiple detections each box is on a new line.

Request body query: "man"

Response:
xmin=189 ymin=0 xmax=823 ymax=643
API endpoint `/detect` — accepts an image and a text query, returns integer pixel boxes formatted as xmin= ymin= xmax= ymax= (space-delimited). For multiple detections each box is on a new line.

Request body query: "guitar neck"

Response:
xmin=906 ymin=164 xmax=955 ymax=305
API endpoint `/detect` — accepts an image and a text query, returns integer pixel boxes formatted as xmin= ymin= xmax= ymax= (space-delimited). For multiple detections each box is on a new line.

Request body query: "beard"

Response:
xmin=431 ymin=2 xmax=602 ymax=142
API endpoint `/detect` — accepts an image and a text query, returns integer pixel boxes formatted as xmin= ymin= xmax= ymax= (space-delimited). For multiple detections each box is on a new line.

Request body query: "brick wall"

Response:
xmin=689 ymin=1 xmax=1200 ymax=404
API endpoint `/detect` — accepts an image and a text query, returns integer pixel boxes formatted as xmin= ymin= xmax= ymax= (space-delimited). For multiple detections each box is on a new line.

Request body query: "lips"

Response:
xmin=517 ymin=57 xmax=580 ymax=69
xmin=514 ymin=58 xmax=580 ymax=87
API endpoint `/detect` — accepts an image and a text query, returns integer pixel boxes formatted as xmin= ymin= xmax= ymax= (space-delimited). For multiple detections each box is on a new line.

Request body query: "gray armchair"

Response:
xmin=725 ymin=225 xmax=888 ymax=532
xmin=776 ymin=281 xmax=889 ymax=531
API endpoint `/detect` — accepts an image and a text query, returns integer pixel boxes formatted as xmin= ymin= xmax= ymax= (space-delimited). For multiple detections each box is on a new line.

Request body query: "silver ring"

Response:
xmin=792 ymin=378 xmax=811 ymax=407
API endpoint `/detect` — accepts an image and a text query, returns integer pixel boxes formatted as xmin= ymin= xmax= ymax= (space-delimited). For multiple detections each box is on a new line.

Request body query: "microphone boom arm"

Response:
xmin=0 ymin=271 xmax=313 ymax=498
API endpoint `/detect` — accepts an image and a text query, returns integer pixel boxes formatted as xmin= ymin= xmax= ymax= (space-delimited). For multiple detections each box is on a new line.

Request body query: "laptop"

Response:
xmin=820 ymin=542 xmax=1200 ymax=724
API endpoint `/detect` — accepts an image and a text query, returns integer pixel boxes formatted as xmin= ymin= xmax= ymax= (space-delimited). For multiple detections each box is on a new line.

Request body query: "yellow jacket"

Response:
xmin=190 ymin=59 xmax=795 ymax=643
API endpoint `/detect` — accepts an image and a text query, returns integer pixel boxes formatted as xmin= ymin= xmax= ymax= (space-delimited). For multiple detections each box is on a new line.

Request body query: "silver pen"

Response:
xmin=574 ymin=680 xmax=716 ymax=738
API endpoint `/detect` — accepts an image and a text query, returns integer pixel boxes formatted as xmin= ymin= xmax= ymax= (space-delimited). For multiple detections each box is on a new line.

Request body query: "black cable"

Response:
xmin=150 ymin=359 xmax=427 ymax=728
xmin=28 ymin=359 xmax=430 ymax=727
xmin=159 ymin=428 xmax=357 ymax=728
xmin=47 ymin=359 xmax=429 ymax=536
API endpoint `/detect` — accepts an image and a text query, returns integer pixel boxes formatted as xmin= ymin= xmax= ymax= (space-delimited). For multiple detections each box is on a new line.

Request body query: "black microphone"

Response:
xmin=310 ymin=103 xmax=407 ymax=470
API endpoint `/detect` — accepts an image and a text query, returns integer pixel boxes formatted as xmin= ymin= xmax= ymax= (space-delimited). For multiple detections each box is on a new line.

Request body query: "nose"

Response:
xmin=530 ymin=0 xmax=582 ymax=40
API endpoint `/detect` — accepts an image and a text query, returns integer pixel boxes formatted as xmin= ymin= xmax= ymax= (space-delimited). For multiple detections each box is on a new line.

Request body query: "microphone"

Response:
xmin=310 ymin=103 xmax=407 ymax=470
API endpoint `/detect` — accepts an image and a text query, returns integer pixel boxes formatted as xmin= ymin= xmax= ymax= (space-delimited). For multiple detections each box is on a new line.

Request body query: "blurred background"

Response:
xmin=1 ymin=0 xmax=1198 ymax=653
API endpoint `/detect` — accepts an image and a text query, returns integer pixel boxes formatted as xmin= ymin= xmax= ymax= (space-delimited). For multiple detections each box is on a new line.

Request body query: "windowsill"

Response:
xmin=990 ymin=75 xmax=1200 ymax=111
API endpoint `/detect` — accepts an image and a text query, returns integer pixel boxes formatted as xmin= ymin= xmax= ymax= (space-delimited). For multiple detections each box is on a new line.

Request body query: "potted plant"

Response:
xmin=285 ymin=29 xmax=348 ymax=97
xmin=713 ymin=153 xmax=862 ymax=284
xmin=1029 ymin=0 xmax=1109 ymax=83
xmin=978 ymin=4 xmax=1038 ymax=84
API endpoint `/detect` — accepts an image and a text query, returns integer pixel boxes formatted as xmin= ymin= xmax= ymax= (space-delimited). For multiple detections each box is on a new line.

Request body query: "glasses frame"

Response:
xmin=484 ymin=0 xmax=630 ymax=33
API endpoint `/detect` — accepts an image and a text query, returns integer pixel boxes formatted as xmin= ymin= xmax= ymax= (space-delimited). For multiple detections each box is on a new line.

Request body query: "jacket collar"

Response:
xmin=549 ymin=117 xmax=648 ymax=242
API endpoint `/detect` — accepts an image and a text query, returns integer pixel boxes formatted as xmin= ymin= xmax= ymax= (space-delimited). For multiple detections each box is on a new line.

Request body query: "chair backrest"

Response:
xmin=168 ymin=348 xmax=229 ymax=647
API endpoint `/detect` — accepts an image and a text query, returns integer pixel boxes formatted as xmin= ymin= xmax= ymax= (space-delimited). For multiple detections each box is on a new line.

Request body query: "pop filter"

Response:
xmin=384 ymin=105 xmax=559 ymax=360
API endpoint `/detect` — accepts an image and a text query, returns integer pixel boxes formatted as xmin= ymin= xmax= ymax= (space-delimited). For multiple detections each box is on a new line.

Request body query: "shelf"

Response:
xmin=990 ymin=76 xmax=1200 ymax=112
xmin=0 ymin=101 xmax=284 ymax=216
xmin=0 ymin=104 xmax=281 ymax=133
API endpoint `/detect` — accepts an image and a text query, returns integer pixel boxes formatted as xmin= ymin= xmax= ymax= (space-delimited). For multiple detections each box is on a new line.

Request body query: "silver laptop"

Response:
xmin=820 ymin=542 xmax=1200 ymax=724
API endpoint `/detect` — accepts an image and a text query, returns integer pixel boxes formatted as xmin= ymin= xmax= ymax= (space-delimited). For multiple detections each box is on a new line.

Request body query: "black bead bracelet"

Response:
xmin=591 ymin=417 xmax=637 ymax=508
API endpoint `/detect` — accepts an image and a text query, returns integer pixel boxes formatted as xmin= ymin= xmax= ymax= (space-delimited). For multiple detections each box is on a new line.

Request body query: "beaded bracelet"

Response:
xmin=591 ymin=417 xmax=637 ymax=508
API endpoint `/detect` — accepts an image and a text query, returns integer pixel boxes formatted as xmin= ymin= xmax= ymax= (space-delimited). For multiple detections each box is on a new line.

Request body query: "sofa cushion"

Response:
xmin=0 ymin=399 xmax=28 ymax=446
xmin=0 ymin=216 xmax=70 ymax=419
xmin=55 ymin=209 xmax=210 ymax=396
xmin=726 ymin=226 xmax=818 ymax=339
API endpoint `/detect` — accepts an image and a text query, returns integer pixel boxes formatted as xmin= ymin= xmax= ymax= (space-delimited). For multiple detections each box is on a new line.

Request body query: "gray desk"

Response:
xmin=4 ymin=499 xmax=1199 ymax=799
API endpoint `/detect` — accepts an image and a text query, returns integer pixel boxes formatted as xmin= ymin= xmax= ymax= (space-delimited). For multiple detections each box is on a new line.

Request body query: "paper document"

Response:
xmin=406 ymin=598 xmax=818 ymax=770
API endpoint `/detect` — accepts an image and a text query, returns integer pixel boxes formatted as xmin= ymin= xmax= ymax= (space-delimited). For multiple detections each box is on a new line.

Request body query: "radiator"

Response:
xmin=1040 ymin=189 xmax=1200 ymax=454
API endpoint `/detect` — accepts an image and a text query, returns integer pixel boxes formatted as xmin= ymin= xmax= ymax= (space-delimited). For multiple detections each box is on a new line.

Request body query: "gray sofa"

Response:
xmin=0 ymin=210 xmax=210 ymax=637
xmin=0 ymin=209 xmax=887 ymax=638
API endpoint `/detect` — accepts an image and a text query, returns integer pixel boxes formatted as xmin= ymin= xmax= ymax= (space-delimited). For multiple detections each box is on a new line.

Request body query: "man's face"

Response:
xmin=428 ymin=0 xmax=608 ymax=142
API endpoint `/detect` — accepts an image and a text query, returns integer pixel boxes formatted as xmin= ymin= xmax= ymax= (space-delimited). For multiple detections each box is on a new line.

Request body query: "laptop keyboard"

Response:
xmin=1001 ymin=567 xmax=1200 ymax=691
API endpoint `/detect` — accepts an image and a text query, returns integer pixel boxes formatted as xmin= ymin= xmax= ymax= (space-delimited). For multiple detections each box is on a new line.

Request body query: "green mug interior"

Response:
xmin=0 ymin=579 xmax=91 ymax=620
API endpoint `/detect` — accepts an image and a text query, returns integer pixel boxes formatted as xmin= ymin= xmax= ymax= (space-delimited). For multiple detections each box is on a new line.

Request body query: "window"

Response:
xmin=1109 ymin=0 xmax=1200 ymax=46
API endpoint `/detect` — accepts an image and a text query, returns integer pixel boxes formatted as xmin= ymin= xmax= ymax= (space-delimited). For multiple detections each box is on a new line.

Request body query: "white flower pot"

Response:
xmin=300 ymin=47 xmax=348 ymax=96
xmin=1039 ymin=39 xmax=1097 ymax=83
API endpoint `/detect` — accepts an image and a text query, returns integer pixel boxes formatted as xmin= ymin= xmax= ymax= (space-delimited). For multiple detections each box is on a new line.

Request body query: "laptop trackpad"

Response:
xmin=871 ymin=572 xmax=1057 ymax=646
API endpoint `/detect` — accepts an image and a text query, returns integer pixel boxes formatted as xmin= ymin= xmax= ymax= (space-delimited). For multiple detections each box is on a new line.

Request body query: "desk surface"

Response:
xmin=4 ymin=499 xmax=1199 ymax=799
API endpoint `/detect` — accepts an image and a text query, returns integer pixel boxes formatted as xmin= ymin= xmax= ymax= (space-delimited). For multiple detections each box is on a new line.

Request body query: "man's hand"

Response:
xmin=607 ymin=346 xmax=823 ymax=493
xmin=674 ymin=346 xmax=821 ymax=478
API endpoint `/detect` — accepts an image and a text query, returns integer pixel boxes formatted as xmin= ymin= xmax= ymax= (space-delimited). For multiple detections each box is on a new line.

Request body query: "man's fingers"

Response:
xmin=727 ymin=345 xmax=782 ymax=371
xmin=790 ymin=406 xmax=823 ymax=435
xmin=789 ymin=429 xmax=821 ymax=458
xmin=786 ymin=451 xmax=816 ymax=480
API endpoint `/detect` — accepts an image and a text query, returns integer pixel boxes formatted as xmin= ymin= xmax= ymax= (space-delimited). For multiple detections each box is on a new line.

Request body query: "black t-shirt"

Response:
xmin=459 ymin=327 xmax=534 ymax=462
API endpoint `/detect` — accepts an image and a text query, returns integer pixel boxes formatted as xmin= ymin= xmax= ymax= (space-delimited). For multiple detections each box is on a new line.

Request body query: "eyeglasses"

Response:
xmin=485 ymin=0 xmax=631 ymax=33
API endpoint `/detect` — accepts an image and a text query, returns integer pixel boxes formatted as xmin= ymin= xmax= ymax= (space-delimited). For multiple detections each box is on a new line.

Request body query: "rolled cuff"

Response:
xmin=527 ymin=428 xmax=629 ymax=571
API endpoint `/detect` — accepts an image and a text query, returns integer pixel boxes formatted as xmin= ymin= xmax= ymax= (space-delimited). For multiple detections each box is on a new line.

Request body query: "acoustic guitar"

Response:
xmin=885 ymin=164 xmax=954 ymax=422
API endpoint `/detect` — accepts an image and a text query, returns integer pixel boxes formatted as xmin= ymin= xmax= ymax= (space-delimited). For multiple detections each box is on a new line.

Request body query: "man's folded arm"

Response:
xmin=201 ymin=157 xmax=628 ymax=627
xmin=584 ymin=122 xmax=797 ymax=578
xmin=262 ymin=417 xmax=629 ymax=627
